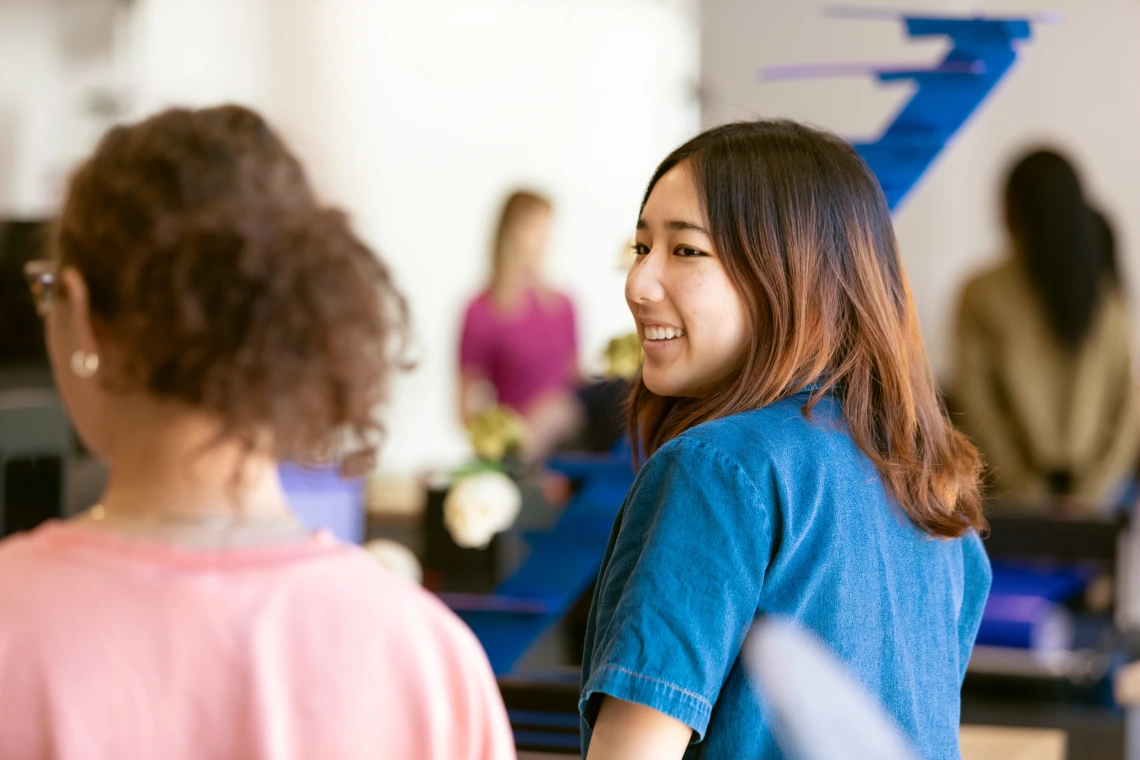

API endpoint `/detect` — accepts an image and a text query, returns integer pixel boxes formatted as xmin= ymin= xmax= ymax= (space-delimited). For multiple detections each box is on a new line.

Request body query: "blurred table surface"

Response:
xmin=0 ymin=363 xmax=53 ymax=391
xmin=515 ymin=724 xmax=1067 ymax=759
xmin=960 ymin=725 xmax=1066 ymax=760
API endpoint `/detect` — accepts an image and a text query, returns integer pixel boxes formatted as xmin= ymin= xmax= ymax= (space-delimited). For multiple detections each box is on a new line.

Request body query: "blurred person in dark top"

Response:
xmin=954 ymin=149 xmax=1138 ymax=509
xmin=0 ymin=105 xmax=513 ymax=760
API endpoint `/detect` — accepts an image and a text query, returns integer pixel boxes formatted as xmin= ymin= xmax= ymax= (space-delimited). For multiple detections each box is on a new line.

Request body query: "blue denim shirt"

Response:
xmin=580 ymin=392 xmax=991 ymax=759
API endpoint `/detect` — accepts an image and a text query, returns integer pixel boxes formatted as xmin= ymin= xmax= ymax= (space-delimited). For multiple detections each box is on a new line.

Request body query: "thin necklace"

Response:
xmin=85 ymin=504 xmax=307 ymax=534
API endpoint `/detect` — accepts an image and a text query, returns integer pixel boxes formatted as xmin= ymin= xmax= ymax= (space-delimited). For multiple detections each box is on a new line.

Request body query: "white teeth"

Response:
xmin=644 ymin=326 xmax=686 ymax=341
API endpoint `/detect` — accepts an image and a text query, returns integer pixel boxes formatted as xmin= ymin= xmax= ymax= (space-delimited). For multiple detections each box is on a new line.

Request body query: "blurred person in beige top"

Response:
xmin=954 ymin=150 xmax=1139 ymax=510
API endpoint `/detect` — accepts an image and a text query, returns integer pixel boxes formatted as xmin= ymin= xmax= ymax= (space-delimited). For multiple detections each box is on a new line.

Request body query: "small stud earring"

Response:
xmin=70 ymin=349 xmax=100 ymax=378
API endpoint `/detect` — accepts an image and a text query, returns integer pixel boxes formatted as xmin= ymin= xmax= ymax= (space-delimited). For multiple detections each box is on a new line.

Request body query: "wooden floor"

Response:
xmin=520 ymin=727 xmax=1069 ymax=759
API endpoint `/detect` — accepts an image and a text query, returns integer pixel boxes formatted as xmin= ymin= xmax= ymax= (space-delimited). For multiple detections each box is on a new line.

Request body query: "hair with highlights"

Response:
xmin=628 ymin=120 xmax=985 ymax=539
xmin=490 ymin=189 xmax=551 ymax=292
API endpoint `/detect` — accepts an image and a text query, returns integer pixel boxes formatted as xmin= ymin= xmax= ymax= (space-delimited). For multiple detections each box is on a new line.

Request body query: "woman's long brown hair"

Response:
xmin=628 ymin=120 xmax=985 ymax=539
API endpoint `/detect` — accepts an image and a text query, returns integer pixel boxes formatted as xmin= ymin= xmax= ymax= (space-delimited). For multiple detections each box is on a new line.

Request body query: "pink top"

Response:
xmin=0 ymin=522 xmax=515 ymax=760
xmin=460 ymin=289 xmax=578 ymax=411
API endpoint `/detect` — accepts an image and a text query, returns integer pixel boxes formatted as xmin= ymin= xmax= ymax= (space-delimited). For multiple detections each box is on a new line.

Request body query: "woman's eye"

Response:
xmin=675 ymin=246 xmax=706 ymax=258
xmin=631 ymin=242 xmax=651 ymax=256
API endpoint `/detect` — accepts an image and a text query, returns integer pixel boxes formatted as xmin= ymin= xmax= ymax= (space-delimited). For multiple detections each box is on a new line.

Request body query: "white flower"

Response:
xmin=365 ymin=539 xmax=423 ymax=584
xmin=444 ymin=470 xmax=522 ymax=549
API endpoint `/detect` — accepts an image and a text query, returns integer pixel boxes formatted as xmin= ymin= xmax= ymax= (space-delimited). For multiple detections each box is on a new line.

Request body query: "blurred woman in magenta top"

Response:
xmin=459 ymin=191 xmax=580 ymax=457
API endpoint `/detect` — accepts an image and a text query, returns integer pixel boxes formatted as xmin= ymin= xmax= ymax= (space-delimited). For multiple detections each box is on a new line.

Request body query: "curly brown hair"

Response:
xmin=54 ymin=104 xmax=408 ymax=474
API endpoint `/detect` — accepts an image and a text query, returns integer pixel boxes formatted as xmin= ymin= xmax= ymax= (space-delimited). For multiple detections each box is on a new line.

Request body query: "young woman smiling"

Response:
xmin=579 ymin=120 xmax=991 ymax=759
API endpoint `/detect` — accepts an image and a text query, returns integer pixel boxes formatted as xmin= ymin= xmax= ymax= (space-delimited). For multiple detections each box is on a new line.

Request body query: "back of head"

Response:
xmin=55 ymin=105 xmax=407 ymax=472
xmin=491 ymin=189 xmax=552 ymax=289
xmin=1092 ymin=208 xmax=1120 ymax=284
xmin=1005 ymin=149 xmax=1108 ymax=349
xmin=630 ymin=119 xmax=983 ymax=538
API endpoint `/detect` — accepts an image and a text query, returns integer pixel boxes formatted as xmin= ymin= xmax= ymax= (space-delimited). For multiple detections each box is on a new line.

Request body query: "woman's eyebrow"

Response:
xmin=636 ymin=218 xmax=709 ymax=234
xmin=666 ymin=220 xmax=708 ymax=234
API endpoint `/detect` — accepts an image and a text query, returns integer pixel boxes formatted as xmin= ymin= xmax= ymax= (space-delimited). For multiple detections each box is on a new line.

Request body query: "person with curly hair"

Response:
xmin=0 ymin=105 xmax=514 ymax=760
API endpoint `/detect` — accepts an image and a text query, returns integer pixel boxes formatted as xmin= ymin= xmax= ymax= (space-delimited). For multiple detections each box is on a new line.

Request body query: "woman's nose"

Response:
xmin=625 ymin=250 xmax=666 ymax=305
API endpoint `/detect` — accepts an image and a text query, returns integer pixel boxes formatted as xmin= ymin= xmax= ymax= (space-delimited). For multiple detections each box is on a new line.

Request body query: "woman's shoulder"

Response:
xmin=463 ymin=290 xmax=495 ymax=317
xmin=674 ymin=393 xmax=840 ymax=466
xmin=0 ymin=523 xmax=70 ymax=589
xmin=960 ymin=259 xmax=1024 ymax=303
xmin=550 ymin=288 xmax=575 ymax=309
xmin=632 ymin=397 xmax=838 ymax=510
xmin=306 ymin=548 xmax=498 ymax=677
xmin=0 ymin=524 xmax=115 ymax=636
xmin=293 ymin=545 xmax=464 ymax=624
xmin=1099 ymin=287 xmax=1131 ymax=334
xmin=0 ymin=525 xmax=466 ymax=647
xmin=534 ymin=287 xmax=575 ymax=316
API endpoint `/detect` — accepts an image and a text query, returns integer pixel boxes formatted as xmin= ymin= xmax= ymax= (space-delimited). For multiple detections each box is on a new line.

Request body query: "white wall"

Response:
xmin=16 ymin=0 xmax=1136 ymax=468
xmin=121 ymin=0 xmax=700 ymax=472
xmin=0 ymin=0 xmax=66 ymax=216
xmin=124 ymin=0 xmax=274 ymax=114
xmin=0 ymin=0 xmax=122 ymax=217
xmin=702 ymin=0 xmax=1140 ymax=381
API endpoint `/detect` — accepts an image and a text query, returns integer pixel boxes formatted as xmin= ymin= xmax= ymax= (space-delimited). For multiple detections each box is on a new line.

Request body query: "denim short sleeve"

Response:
xmin=580 ymin=435 xmax=772 ymax=741
xmin=958 ymin=532 xmax=993 ymax=681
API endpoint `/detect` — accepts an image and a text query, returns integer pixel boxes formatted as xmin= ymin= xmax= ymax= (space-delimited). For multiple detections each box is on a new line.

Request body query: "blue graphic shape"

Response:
xmin=440 ymin=446 xmax=635 ymax=674
xmin=764 ymin=12 xmax=1038 ymax=209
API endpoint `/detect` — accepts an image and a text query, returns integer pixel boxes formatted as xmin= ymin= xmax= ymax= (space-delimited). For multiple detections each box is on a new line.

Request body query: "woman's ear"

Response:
xmin=58 ymin=266 xmax=100 ymax=356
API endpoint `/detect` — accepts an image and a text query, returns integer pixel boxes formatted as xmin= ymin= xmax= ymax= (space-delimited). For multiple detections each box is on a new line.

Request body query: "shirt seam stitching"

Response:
xmin=594 ymin=664 xmax=714 ymax=711
xmin=671 ymin=435 xmax=764 ymax=504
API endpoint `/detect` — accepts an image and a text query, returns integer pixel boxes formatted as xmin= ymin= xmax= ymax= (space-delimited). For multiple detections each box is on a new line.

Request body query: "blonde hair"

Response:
xmin=490 ymin=190 xmax=551 ymax=296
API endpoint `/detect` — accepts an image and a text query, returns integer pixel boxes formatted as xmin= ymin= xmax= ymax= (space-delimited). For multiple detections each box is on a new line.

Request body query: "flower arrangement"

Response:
xmin=604 ymin=331 xmax=643 ymax=380
xmin=466 ymin=404 xmax=527 ymax=461
xmin=443 ymin=330 xmax=641 ymax=549
xmin=365 ymin=538 xmax=423 ymax=583
xmin=444 ymin=405 xmax=526 ymax=549
xmin=443 ymin=466 xmax=523 ymax=549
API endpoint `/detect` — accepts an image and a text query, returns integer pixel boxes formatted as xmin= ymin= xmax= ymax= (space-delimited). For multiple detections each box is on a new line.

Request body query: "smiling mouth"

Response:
xmin=644 ymin=326 xmax=686 ymax=341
